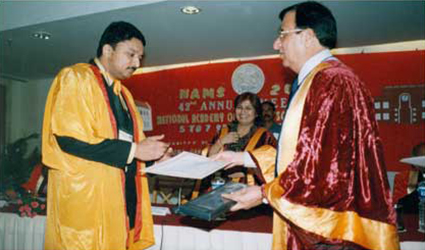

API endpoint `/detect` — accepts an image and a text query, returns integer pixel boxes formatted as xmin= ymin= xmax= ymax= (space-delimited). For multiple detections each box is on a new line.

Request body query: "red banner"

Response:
xmin=124 ymin=51 xmax=425 ymax=173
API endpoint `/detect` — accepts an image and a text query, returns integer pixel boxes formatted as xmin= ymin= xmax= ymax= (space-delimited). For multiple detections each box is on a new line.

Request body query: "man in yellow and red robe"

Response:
xmin=42 ymin=21 xmax=170 ymax=250
xmin=217 ymin=2 xmax=399 ymax=250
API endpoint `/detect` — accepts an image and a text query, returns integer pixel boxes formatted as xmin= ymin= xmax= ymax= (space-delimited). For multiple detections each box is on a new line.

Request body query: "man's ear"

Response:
xmin=304 ymin=28 xmax=319 ymax=48
xmin=102 ymin=44 xmax=113 ymax=58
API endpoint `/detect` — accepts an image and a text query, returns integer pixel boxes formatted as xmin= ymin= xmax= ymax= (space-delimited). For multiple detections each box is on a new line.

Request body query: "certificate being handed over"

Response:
xmin=143 ymin=151 xmax=228 ymax=179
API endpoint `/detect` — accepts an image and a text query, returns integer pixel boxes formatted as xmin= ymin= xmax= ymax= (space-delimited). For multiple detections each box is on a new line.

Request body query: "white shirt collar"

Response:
xmin=94 ymin=58 xmax=114 ymax=87
xmin=297 ymin=49 xmax=333 ymax=86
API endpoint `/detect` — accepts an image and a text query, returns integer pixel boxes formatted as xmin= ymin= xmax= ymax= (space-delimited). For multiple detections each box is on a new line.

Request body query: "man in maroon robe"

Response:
xmin=216 ymin=2 xmax=399 ymax=249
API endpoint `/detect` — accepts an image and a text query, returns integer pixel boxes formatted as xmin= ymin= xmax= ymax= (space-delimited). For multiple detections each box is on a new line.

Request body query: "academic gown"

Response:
xmin=253 ymin=60 xmax=399 ymax=250
xmin=42 ymin=63 xmax=154 ymax=250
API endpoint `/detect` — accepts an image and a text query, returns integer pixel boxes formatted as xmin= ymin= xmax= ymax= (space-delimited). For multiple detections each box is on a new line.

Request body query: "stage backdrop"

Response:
xmin=124 ymin=50 xmax=425 ymax=173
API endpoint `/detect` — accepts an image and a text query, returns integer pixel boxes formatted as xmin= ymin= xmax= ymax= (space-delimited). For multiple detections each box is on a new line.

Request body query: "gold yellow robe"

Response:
xmin=42 ymin=63 xmax=154 ymax=250
xmin=252 ymin=61 xmax=399 ymax=250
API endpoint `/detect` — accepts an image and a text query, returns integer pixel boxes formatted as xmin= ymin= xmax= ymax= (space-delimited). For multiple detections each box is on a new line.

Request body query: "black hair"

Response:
xmin=262 ymin=101 xmax=276 ymax=112
xmin=233 ymin=92 xmax=263 ymax=126
xmin=96 ymin=21 xmax=146 ymax=58
xmin=279 ymin=1 xmax=337 ymax=49
xmin=412 ymin=142 xmax=425 ymax=156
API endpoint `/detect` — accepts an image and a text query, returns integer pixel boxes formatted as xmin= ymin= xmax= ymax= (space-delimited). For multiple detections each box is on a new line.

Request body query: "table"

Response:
xmin=149 ymin=225 xmax=271 ymax=250
xmin=148 ymin=204 xmax=273 ymax=250
xmin=0 ymin=212 xmax=46 ymax=250
xmin=0 ymin=204 xmax=273 ymax=250
xmin=0 ymin=205 xmax=423 ymax=250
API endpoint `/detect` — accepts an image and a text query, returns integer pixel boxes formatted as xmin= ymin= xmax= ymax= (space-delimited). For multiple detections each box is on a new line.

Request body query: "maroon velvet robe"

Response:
xmin=256 ymin=60 xmax=399 ymax=250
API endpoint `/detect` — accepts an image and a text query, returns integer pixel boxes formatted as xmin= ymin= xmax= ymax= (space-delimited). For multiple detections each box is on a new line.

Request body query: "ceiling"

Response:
xmin=1 ymin=0 xmax=424 ymax=81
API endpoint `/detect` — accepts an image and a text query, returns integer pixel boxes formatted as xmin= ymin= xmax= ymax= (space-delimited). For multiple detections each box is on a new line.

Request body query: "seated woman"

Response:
xmin=205 ymin=92 xmax=277 ymax=185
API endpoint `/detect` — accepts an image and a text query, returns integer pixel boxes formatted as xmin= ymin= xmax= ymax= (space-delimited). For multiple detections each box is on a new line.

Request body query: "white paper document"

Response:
xmin=400 ymin=156 xmax=425 ymax=168
xmin=144 ymin=151 xmax=228 ymax=179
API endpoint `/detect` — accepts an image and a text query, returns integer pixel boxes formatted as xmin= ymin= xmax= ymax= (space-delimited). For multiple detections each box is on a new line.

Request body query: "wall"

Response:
xmin=2 ymin=77 xmax=52 ymax=148
xmin=0 ymin=83 xmax=5 ymax=155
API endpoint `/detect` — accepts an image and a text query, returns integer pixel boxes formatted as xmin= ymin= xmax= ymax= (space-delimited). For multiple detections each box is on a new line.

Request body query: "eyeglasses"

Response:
xmin=278 ymin=29 xmax=304 ymax=39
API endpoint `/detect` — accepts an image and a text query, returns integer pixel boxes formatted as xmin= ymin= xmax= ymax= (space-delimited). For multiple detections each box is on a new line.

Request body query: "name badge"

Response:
xmin=119 ymin=130 xmax=133 ymax=142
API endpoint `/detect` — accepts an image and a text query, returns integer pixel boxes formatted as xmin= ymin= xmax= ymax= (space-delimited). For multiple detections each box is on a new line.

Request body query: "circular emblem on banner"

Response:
xmin=231 ymin=63 xmax=265 ymax=94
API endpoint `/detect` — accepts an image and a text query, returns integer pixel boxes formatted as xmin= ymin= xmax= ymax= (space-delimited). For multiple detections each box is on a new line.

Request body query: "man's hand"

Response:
xmin=156 ymin=147 xmax=174 ymax=163
xmin=134 ymin=134 xmax=170 ymax=161
xmin=221 ymin=185 xmax=263 ymax=211
xmin=211 ymin=151 xmax=244 ymax=169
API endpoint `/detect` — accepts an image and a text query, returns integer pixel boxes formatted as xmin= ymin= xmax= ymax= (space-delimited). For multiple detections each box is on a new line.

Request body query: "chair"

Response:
xmin=150 ymin=175 xmax=195 ymax=204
